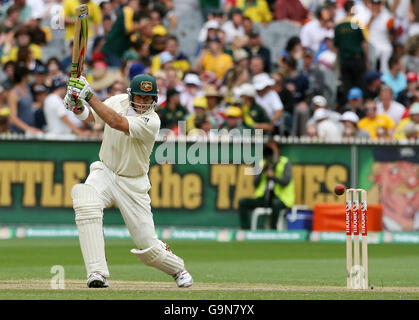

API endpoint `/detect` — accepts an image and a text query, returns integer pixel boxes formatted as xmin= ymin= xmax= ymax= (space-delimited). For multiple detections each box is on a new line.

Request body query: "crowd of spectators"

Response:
xmin=1 ymin=0 xmax=419 ymax=142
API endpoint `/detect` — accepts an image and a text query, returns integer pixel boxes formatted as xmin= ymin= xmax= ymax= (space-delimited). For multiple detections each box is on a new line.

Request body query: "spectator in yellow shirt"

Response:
xmin=1 ymin=27 xmax=42 ymax=64
xmin=151 ymin=35 xmax=190 ymax=76
xmin=236 ymin=0 xmax=273 ymax=25
xmin=358 ymin=99 xmax=395 ymax=140
xmin=394 ymin=103 xmax=419 ymax=141
xmin=63 ymin=0 xmax=102 ymax=48
xmin=198 ymin=36 xmax=233 ymax=80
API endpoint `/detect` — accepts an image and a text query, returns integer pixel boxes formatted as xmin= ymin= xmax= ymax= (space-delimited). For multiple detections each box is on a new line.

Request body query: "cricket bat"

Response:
xmin=71 ymin=4 xmax=89 ymax=79
xmin=71 ymin=4 xmax=88 ymax=112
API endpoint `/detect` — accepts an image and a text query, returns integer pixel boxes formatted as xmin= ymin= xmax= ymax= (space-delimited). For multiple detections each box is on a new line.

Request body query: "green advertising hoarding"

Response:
xmin=0 ymin=139 xmax=418 ymax=231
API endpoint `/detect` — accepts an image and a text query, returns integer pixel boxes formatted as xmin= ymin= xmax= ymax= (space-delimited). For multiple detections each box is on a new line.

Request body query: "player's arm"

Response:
xmin=88 ymin=95 xmax=129 ymax=134
xmin=65 ymin=77 xmax=129 ymax=134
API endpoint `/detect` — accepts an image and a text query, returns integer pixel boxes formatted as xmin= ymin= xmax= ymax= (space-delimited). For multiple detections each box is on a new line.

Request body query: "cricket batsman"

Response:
xmin=64 ymin=74 xmax=193 ymax=288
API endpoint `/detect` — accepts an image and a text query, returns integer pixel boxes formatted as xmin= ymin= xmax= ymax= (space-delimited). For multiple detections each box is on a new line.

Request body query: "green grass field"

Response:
xmin=0 ymin=238 xmax=418 ymax=300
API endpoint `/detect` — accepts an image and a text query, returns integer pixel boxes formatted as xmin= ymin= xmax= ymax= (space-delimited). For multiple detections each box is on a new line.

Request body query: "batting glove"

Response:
xmin=64 ymin=90 xmax=84 ymax=111
xmin=68 ymin=76 xmax=93 ymax=102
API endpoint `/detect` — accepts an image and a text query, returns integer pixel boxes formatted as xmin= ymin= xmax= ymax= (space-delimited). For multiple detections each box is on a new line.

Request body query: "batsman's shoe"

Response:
xmin=174 ymin=270 xmax=193 ymax=288
xmin=87 ymin=272 xmax=109 ymax=288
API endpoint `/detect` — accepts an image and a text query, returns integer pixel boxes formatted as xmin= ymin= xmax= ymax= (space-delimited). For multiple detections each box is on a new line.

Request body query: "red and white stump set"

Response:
xmin=346 ymin=188 xmax=368 ymax=290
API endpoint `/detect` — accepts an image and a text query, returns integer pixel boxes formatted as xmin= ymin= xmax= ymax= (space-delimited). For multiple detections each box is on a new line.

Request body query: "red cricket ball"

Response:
xmin=334 ymin=184 xmax=345 ymax=195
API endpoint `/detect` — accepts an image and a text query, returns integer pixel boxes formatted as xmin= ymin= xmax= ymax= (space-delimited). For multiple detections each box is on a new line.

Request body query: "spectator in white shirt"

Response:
xmin=222 ymin=8 xmax=245 ymax=45
xmin=180 ymin=73 xmax=204 ymax=114
xmin=43 ymin=76 xmax=90 ymax=137
xmin=312 ymin=107 xmax=342 ymax=141
xmin=376 ymin=84 xmax=406 ymax=124
xmin=253 ymin=73 xmax=284 ymax=127
xmin=300 ymin=6 xmax=334 ymax=52
xmin=367 ymin=0 xmax=395 ymax=73
xmin=353 ymin=0 xmax=372 ymax=25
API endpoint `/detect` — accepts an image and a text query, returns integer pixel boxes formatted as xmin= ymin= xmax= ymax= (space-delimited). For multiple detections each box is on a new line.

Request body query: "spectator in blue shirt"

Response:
xmin=381 ymin=55 xmax=407 ymax=100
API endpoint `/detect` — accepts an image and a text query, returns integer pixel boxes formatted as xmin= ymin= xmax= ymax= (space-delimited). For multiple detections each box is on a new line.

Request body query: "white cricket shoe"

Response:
xmin=87 ymin=272 xmax=109 ymax=288
xmin=173 ymin=269 xmax=193 ymax=287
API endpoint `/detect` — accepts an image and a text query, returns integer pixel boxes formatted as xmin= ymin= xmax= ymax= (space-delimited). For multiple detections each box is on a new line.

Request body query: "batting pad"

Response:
xmin=131 ymin=241 xmax=184 ymax=276
xmin=72 ymin=184 xmax=109 ymax=278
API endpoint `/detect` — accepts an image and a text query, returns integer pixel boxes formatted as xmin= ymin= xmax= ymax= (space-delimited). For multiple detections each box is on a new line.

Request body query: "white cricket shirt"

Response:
xmin=92 ymin=93 xmax=160 ymax=177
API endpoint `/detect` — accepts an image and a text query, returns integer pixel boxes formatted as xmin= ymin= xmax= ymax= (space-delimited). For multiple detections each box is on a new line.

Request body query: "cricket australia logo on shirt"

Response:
xmin=141 ymin=116 xmax=150 ymax=124
xmin=140 ymin=81 xmax=153 ymax=92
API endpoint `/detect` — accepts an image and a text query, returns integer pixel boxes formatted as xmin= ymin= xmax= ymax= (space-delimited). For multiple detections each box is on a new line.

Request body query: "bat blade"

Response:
xmin=71 ymin=4 xmax=89 ymax=79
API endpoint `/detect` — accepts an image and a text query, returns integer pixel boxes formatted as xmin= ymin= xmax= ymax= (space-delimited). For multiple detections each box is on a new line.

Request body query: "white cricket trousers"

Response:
xmin=85 ymin=161 xmax=159 ymax=250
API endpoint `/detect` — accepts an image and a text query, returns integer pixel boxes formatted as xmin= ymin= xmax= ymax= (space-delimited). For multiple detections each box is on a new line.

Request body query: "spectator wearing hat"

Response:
xmin=220 ymin=105 xmax=254 ymax=135
xmin=274 ymin=0 xmax=308 ymax=25
xmin=236 ymin=0 xmax=273 ymax=25
xmin=149 ymin=24 xmax=168 ymax=56
xmin=340 ymin=111 xmax=371 ymax=139
xmin=90 ymin=60 xmax=121 ymax=101
xmin=358 ymin=99 xmax=396 ymax=140
xmin=196 ymin=35 xmax=233 ymax=80
xmin=32 ymin=84 xmax=49 ymax=112
xmin=377 ymin=85 xmax=406 ymax=124
xmin=312 ymin=108 xmax=341 ymax=140
xmin=8 ymin=64 xmax=41 ymax=135
xmin=29 ymin=63 xmax=47 ymax=97
xmin=397 ymin=72 xmax=419 ymax=107
xmin=158 ymin=52 xmax=175 ymax=72
xmin=305 ymin=94 xmax=342 ymax=129
xmin=364 ymin=70 xmax=383 ymax=100
xmin=43 ymin=76 xmax=90 ymax=137
xmin=381 ymin=55 xmax=407 ymax=100
xmin=197 ymin=17 xmax=221 ymax=55
xmin=367 ymin=0 xmax=395 ymax=73
xmin=253 ymin=73 xmax=284 ymax=131
xmin=237 ymin=82 xmax=273 ymax=133
xmin=244 ymin=27 xmax=271 ymax=73
xmin=334 ymin=0 xmax=369 ymax=96
xmin=394 ymin=102 xmax=419 ymax=140
xmin=204 ymin=84 xmax=227 ymax=128
xmin=341 ymin=87 xmax=366 ymax=119
xmin=180 ymin=73 xmax=204 ymax=114
xmin=159 ymin=88 xmax=189 ymax=132
xmin=186 ymin=96 xmax=214 ymax=133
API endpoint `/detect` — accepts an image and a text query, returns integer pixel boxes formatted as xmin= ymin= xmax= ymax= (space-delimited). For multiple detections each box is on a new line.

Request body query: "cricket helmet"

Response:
xmin=127 ymin=74 xmax=158 ymax=113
